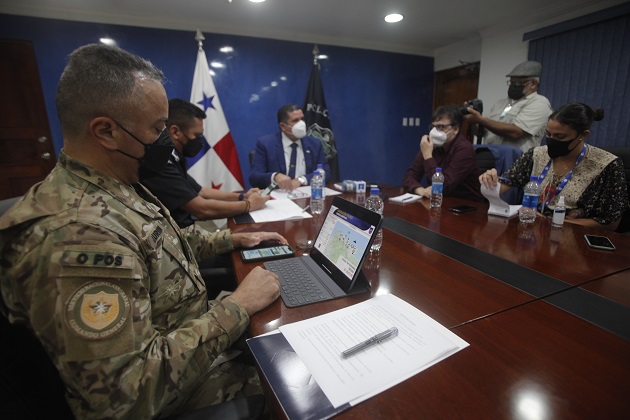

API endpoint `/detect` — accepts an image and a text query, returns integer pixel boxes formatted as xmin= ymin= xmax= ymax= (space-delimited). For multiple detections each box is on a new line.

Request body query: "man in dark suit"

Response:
xmin=249 ymin=104 xmax=330 ymax=189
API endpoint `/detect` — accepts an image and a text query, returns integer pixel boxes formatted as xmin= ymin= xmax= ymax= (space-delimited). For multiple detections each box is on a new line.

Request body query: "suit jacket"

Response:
xmin=249 ymin=132 xmax=330 ymax=188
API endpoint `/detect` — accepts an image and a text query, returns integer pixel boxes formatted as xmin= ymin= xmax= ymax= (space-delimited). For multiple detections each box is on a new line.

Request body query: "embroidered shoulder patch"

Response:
xmin=65 ymin=281 xmax=131 ymax=340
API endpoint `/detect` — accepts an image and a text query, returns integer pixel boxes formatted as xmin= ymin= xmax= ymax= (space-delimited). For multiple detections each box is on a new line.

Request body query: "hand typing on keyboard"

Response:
xmin=229 ymin=266 xmax=280 ymax=315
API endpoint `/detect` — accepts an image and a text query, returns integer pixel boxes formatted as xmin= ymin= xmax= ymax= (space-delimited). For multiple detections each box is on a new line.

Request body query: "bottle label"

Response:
xmin=552 ymin=209 xmax=566 ymax=226
xmin=522 ymin=193 xmax=538 ymax=209
xmin=312 ymin=188 xmax=322 ymax=200
xmin=432 ymin=183 xmax=443 ymax=194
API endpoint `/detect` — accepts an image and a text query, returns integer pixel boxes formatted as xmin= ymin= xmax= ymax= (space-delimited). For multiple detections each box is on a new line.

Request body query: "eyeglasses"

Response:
xmin=429 ymin=123 xmax=455 ymax=132
xmin=506 ymin=79 xmax=533 ymax=87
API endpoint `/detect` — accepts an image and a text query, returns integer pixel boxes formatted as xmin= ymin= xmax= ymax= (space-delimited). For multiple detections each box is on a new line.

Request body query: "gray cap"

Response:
xmin=506 ymin=61 xmax=542 ymax=77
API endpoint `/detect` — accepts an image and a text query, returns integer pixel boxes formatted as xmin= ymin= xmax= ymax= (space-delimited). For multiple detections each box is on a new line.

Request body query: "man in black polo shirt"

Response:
xmin=143 ymin=98 xmax=268 ymax=228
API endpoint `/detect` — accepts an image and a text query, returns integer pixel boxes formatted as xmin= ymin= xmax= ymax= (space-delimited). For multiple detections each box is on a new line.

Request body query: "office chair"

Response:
xmin=602 ymin=147 xmax=630 ymax=233
xmin=0 ymin=196 xmax=264 ymax=419
xmin=248 ymin=150 xmax=255 ymax=168
xmin=473 ymin=144 xmax=524 ymax=205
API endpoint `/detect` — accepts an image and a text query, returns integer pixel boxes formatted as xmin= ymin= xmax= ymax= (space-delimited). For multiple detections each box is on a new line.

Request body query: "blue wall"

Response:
xmin=0 ymin=14 xmax=434 ymax=188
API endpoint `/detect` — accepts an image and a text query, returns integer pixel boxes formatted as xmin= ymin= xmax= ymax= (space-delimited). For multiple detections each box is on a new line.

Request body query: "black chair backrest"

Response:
xmin=0 ymin=314 xmax=75 ymax=418
xmin=248 ymin=150 xmax=255 ymax=168
xmin=474 ymin=147 xmax=496 ymax=176
xmin=602 ymin=147 xmax=630 ymax=233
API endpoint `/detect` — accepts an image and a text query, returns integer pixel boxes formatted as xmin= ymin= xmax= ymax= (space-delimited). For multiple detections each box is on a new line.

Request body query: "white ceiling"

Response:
xmin=0 ymin=0 xmax=626 ymax=55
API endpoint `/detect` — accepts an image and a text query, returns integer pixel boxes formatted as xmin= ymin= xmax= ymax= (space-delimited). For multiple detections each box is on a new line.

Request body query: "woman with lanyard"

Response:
xmin=479 ymin=102 xmax=628 ymax=232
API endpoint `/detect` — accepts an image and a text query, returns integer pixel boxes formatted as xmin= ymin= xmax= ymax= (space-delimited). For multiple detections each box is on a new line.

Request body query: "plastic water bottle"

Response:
xmin=365 ymin=187 xmax=384 ymax=251
xmin=430 ymin=168 xmax=444 ymax=208
xmin=316 ymin=163 xmax=326 ymax=197
xmin=310 ymin=171 xmax=324 ymax=215
xmin=519 ymin=175 xmax=539 ymax=224
xmin=552 ymin=195 xmax=566 ymax=228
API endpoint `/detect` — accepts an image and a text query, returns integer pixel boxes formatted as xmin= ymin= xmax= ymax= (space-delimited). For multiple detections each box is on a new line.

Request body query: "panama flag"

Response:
xmin=187 ymin=43 xmax=245 ymax=192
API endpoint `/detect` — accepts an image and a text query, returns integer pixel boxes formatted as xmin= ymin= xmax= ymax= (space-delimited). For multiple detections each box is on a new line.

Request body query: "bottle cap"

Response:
xmin=436 ymin=167 xmax=442 ymax=172
xmin=530 ymin=175 xmax=538 ymax=181
xmin=317 ymin=163 xmax=323 ymax=169
xmin=370 ymin=187 xmax=380 ymax=195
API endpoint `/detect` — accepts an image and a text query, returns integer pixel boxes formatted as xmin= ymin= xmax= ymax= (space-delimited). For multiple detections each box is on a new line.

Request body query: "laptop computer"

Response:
xmin=264 ymin=196 xmax=383 ymax=307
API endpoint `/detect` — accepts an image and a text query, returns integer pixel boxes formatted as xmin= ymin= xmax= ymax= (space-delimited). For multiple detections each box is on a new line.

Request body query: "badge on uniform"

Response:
xmin=65 ymin=281 xmax=131 ymax=340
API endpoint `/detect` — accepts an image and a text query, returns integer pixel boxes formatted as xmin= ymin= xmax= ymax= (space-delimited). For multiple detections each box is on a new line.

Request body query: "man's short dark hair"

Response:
xmin=277 ymin=104 xmax=301 ymax=124
xmin=56 ymin=43 xmax=164 ymax=138
xmin=432 ymin=104 xmax=463 ymax=127
xmin=168 ymin=99 xmax=207 ymax=131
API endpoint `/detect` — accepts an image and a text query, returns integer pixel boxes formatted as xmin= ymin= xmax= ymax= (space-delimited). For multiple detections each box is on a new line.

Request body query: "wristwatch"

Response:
xmin=297 ymin=176 xmax=307 ymax=186
xmin=238 ymin=192 xmax=245 ymax=201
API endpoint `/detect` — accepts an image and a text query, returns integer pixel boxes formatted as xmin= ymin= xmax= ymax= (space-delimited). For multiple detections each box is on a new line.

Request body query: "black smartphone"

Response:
xmin=261 ymin=181 xmax=279 ymax=197
xmin=448 ymin=205 xmax=477 ymax=214
xmin=584 ymin=234 xmax=615 ymax=251
xmin=240 ymin=245 xmax=295 ymax=262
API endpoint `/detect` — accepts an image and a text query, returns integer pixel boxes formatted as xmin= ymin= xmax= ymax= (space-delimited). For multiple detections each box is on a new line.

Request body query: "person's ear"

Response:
xmin=90 ymin=117 xmax=119 ymax=151
xmin=452 ymin=125 xmax=461 ymax=137
xmin=168 ymin=125 xmax=181 ymax=140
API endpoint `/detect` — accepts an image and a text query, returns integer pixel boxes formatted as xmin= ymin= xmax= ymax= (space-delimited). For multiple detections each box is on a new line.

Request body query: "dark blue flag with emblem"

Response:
xmin=303 ymin=45 xmax=339 ymax=182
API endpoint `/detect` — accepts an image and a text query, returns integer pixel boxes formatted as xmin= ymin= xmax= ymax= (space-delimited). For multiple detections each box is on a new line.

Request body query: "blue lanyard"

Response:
xmin=537 ymin=144 xmax=587 ymax=209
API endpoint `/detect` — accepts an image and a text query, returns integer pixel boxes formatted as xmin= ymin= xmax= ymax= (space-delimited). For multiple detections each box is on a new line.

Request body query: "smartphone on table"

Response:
xmin=584 ymin=234 xmax=615 ymax=251
xmin=240 ymin=244 xmax=295 ymax=262
xmin=448 ymin=205 xmax=476 ymax=214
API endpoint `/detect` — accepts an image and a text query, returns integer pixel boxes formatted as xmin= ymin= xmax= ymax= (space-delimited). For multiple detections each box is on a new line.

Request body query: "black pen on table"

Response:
xmin=340 ymin=327 xmax=398 ymax=359
xmin=401 ymin=196 xmax=414 ymax=202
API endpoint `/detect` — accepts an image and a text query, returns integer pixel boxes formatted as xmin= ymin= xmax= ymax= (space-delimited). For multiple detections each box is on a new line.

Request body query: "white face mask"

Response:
xmin=429 ymin=127 xmax=448 ymax=146
xmin=290 ymin=120 xmax=307 ymax=139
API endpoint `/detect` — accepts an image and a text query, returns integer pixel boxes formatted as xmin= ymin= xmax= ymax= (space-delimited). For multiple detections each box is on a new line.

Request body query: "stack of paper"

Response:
xmin=390 ymin=193 xmax=423 ymax=204
xmin=247 ymin=294 xmax=468 ymax=419
xmin=481 ymin=183 xmax=521 ymax=217
xmin=270 ymin=186 xmax=341 ymax=200
xmin=246 ymin=199 xmax=312 ymax=223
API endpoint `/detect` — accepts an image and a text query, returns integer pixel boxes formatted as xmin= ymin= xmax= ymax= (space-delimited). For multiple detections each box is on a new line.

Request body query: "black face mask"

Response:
xmin=115 ymin=123 xmax=174 ymax=180
xmin=546 ymin=135 xmax=581 ymax=159
xmin=507 ymin=84 xmax=525 ymax=100
xmin=182 ymin=135 xmax=206 ymax=158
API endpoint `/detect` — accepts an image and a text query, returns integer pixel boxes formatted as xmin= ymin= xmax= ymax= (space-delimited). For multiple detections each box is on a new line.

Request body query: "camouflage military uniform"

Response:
xmin=0 ymin=151 xmax=260 ymax=419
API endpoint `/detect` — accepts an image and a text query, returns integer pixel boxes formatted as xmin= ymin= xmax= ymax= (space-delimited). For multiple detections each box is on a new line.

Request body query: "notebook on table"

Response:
xmin=264 ymin=196 xmax=383 ymax=307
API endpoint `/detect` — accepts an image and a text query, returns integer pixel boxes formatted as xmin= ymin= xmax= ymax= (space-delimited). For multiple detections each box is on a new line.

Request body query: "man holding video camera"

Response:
xmin=464 ymin=61 xmax=552 ymax=153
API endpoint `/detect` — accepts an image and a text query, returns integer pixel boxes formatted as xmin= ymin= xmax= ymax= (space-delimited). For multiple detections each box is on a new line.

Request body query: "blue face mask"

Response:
xmin=115 ymin=123 xmax=174 ymax=180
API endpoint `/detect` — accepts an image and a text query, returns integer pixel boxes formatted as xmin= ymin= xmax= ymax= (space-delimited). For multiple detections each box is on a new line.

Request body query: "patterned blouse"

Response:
xmin=502 ymin=145 xmax=628 ymax=225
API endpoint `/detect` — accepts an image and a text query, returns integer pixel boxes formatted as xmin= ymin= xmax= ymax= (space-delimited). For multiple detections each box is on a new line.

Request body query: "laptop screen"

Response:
xmin=310 ymin=197 xmax=381 ymax=290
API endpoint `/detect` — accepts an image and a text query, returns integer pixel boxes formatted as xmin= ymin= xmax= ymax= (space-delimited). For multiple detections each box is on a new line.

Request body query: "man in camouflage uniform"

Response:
xmin=0 ymin=44 xmax=283 ymax=418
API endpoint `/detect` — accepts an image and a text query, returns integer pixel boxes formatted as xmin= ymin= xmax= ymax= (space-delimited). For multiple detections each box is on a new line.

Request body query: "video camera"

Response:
xmin=459 ymin=98 xmax=483 ymax=115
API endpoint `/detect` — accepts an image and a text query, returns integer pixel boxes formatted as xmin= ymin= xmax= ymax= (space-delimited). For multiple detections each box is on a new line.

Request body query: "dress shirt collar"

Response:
xmin=281 ymin=132 xmax=302 ymax=150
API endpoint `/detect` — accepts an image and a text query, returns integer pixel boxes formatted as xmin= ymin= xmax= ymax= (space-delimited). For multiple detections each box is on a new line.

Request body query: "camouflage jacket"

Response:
xmin=0 ymin=150 xmax=249 ymax=419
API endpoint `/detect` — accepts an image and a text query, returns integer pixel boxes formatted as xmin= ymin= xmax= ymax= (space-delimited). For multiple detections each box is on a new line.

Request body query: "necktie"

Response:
xmin=288 ymin=143 xmax=298 ymax=179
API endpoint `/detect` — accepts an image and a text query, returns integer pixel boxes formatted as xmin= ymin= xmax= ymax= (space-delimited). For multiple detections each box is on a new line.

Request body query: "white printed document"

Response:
xmin=247 ymin=199 xmax=312 ymax=223
xmin=481 ymin=183 xmax=521 ymax=217
xmin=390 ymin=192 xmax=423 ymax=204
xmin=278 ymin=294 xmax=469 ymax=408
xmin=270 ymin=186 xmax=341 ymax=200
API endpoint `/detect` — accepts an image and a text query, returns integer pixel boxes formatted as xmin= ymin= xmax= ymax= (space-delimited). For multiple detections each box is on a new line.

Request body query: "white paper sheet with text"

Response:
xmin=279 ymin=294 xmax=469 ymax=408
xmin=481 ymin=183 xmax=521 ymax=217
xmin=248 ymin=199 xmax=312 ymax=222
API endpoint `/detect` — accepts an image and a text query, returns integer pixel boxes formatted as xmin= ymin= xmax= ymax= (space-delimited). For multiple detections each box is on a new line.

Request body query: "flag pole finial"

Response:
xmin=195 ymin=29 xmax=205 ymax=50
xmin=312 ymin=44 xmax=319 ymax=65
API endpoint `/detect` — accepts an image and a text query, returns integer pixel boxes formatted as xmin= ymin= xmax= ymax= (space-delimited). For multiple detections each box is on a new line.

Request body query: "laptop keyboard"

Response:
xmin=265 ymin=258 xmax=332 ymax=306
